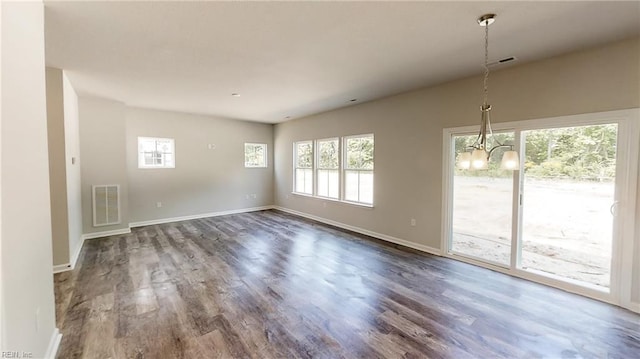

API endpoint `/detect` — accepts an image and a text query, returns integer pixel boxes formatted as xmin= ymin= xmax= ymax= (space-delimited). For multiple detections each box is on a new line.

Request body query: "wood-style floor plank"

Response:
xmin=55 ymin=210 xmax=640 ymax=358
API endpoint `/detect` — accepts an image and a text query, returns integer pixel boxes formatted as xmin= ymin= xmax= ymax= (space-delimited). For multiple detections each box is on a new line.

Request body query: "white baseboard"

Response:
xmin=628 ymin=301 xmax=640 ymax=314
xmin=273 ymin=206 xmax=442 ymax=256
xmin=69 ymin=235 xmax=85 ymax=269
xmin=82 ymin=227 xmax=131 ymax=240
xmin=80 ymin=206 xmax=275 ymax=242
xmin=45 ymin=328 xmax=62 ymax=359
xmin=52 ymin=236 xmax=86 ymax=274
xmin=53 ymin=263 xmax=72 ymax=274
xmin=129 ymin=205 xmax=275 ymax=228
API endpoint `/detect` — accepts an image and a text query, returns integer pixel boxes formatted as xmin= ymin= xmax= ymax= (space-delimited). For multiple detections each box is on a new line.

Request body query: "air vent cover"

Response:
xmin=488 ymin=56 xmax=517 ymax=67
xmin=92 ymin=184 xmax=121 ymax=227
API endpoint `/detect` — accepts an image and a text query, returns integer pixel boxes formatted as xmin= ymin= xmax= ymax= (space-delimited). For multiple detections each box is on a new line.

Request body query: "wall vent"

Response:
xmin=92 ymin=184 xmax=121 ymax=227
xmin=488 ymin=56 xmax=517 ymax=67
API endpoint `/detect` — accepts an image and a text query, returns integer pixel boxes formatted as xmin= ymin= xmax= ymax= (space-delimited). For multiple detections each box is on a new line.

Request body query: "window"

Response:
xmin=138 ymin=137 xmax=175 ymax=169
xmin=344 ymin=135 xmax=374 ymax=204
xmin=292 ymin=134 xmax=374 ymax=206
xmin=316 ymin=138 xmax=340 ymax=199
xmin=294 ymin=141 xmax=313 ymax=194
xmin=244 ymin=143 xmax=267 ymax=168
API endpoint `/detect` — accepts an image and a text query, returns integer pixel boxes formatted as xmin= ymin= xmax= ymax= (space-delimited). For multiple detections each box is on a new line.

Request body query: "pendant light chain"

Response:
xmin=457 ymin=14 xmax=520 ymax=171
xmin=483 ymin=20 xmax=489 ymax=107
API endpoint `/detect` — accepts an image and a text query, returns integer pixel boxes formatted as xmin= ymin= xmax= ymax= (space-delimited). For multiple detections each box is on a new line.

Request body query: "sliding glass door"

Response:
xmin=520 ymin=124 xmax=618 ymax=289
xmin=443 ymin=109 xmax=638 ymax=303
xmin=451 ymin=132 xmax=515 ymax=266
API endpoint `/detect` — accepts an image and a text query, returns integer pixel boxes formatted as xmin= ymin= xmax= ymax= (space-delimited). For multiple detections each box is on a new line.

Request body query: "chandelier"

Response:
xmin=457 ymin=14 xmax=519 ymax=171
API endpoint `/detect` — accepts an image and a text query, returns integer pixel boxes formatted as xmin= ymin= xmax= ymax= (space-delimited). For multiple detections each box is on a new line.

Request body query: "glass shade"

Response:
xmin=500 ymin=150 xmax=520 ymax=170
xmin=470 ymin=149 xmax=488 ymax=169
xmin=457 ymin=152 xmax=471 ymax=169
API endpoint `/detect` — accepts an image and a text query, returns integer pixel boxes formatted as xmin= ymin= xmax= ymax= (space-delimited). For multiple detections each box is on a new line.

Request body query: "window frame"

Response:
xmin=291 ymin=134 xmax=374 ymax=207
xmin=293 ymin=140 xmax=314 ymax=195
xmin=342 ymin=134 xmax=375 ymax=205
xmin=441 ymin=108 xmax=640 ymax=310
xmin=244 ymin=142 xmax=268 ymax=168
xmin=137 ymin=136 xmax=175 ymax=169
xmin=315 ymin=137 xmax=341 ymax=200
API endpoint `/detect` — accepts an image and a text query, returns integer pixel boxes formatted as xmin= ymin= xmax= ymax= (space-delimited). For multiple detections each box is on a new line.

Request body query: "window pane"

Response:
xmin=156 ymin=139 xmax=172 ymax=152
xmin=296 ymin=168 xmax=312 ymax=194
xmin=139 ymin=140 xmax=155 ymax=152
xmin=138 ymin=137 xmax=175 ymax=168
xmin=346 ymin=135 xmax=374 ymax=170
xmin=451 ymin=133 xmax=514 ymax=266
xmin=164 ymin=153 xmax=174 ymax=167
xmin=345 ymin=170 xmax=359 ymax=202
xmin=318 ymin=139 xmax=339 ymax=169
xmin=521 ymin=124 xmax=617 ymax=288
xmin=318 ymin=169 xmax=339 ymax=199
xmin=296 ymin=142 xmax=313 ymax=168
xmin=296 ymin=169 xmax=305 ymax=193
xmin=245 ymin=143 xmax=266 ymax=167
xmin=304 ymin=169 xmax=313 ymax=194
xmin=318 ymin=170 xmax=329 ymax=197
xmin=328 ymin=170 xmax=339 ymax=198
xmin=359 ymin=171 xmax=373 ymax=204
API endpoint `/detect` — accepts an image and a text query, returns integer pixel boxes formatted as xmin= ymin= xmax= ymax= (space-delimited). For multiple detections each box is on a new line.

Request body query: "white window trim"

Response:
xmin=138 ymin=136 xmax=175 ymax=169
xmin=343 ymin=134 xmax=374 ymax=205
xmin=441 ymin=108 xmax=639 ymax=311
xmin=315 ymin=137 xmax=340 ymax=200
xmin=291 ymin=134 xmax=374 ymax=208
xmin=293 ymin=140 xmax=314 ymax=195
xmin=244 ymin=142 xmax=268 ymax=168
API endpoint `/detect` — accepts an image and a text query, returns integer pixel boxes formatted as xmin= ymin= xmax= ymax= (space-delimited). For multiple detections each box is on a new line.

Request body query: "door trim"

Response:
xmin=442 ymin=108 xmax=639 ymax=310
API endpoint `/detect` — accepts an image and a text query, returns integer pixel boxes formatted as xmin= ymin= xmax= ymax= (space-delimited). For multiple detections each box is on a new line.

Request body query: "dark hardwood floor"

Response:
xmin=54 ymin=209 xmax=639 ymax=358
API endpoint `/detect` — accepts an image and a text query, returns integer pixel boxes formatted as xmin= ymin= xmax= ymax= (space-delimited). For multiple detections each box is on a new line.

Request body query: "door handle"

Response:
xmin=610 ymin=201 xmax=619 ymax=216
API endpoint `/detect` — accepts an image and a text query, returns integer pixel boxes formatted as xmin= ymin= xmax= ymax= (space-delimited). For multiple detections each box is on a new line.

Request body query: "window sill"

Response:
xmin=290 ymin=192 xmax=374 ymax=209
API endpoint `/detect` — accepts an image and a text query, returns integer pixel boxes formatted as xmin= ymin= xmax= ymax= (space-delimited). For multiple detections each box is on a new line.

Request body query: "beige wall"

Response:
xmin=79 ymin=97 xmax=129 ymax=234
xmin=1 ymin=1 xmax=58 ymax=356
xmin=79 ymin=102 xmax=273 ymax=232
xmin=125 ymin=107 xmax=274 ymax=224
xmin=45 ymin=68 xmax=83 ymax=268
xmin=274 ymin=38 xmax=640 ymax=302
xmin=45 ymin=68 xmax=70 ymax=266
xmin=62 ymin=72 xmax=83 ymax=264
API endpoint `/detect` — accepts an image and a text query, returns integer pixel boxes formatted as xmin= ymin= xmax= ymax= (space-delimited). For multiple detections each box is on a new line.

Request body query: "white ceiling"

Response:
xmin=44 ymin=1 xmax=640 ymax=124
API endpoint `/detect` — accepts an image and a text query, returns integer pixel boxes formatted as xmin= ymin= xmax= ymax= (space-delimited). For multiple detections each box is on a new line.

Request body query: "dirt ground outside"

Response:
xmin=451 ymin=176 xmax=614 ymax=288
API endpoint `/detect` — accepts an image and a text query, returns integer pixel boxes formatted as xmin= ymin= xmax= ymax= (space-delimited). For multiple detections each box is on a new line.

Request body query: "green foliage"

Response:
xmin=524 ymin=124 xmax=617 ymax=180
xmin=244 ymin=144 xmax=265 ymax=167
xmin=346 ymin=136 xmax=374 ymax=170
xmin=455 ymin=124 xmax=618 ymax=181
xmin=318 ymin=139 xmax=339 ymax=169
xmin=296 ymin=142 xmax=313 ymax=168
xmin=454 ymin=133 xmax=515 ymax=178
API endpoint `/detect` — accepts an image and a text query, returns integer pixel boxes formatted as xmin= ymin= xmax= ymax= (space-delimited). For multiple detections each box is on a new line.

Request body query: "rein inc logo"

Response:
xmin=1 ymin=352 xmax=33 ymax=358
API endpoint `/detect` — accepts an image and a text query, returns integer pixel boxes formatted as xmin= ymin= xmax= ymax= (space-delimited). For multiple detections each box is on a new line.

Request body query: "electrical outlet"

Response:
xmin=156 ymin=202 xmax=162 ymax=208
xmin=245 ymin=194 xmax=250 ymax=200
xmin=410 ymin=218 xmax=416 ymax=226
xmin=252 ymin=194 xmax=257 ymax=199
xmin=208 ymin=144 xmax=216 ymax=150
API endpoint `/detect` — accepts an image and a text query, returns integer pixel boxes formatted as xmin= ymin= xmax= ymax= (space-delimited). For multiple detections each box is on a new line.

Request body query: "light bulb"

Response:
xmin=500 ymin=150 xmax=520 ymax=170
xmin=457 ymin=152 xmax=471 ymax=169
xmin=470 ymin=149 xmax=488 ymax=169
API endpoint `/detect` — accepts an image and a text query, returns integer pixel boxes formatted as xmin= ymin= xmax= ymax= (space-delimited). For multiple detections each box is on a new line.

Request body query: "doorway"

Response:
xmin=443 ymin=109 xmax=639 ymax=305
